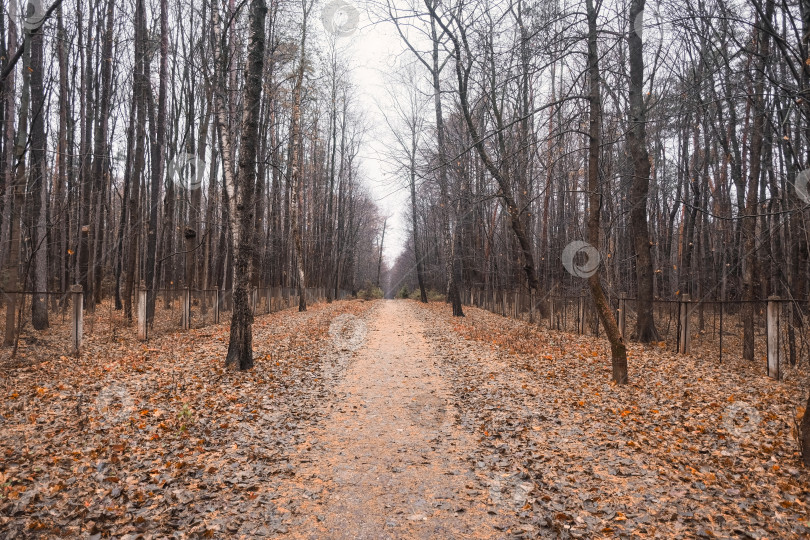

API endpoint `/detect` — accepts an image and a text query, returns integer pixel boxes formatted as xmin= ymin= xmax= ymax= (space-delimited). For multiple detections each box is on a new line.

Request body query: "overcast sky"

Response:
xmin=321 ymin=0 xmax=417 ymax=266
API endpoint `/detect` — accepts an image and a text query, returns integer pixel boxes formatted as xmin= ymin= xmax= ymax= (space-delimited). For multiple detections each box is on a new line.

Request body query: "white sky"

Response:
xmin=322 ymin=0 xmax=416 ymax=266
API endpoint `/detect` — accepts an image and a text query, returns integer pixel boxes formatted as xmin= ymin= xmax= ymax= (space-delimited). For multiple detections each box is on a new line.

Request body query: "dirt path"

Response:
xmin=3 ymin=298 xmax=806 ymax=538
xmin=286 ymin=301 xmax=500 ymax=539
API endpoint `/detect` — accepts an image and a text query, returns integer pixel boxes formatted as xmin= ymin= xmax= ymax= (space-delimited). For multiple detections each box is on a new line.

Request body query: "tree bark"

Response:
xmin=627 ymin=0 xmax=658 ymax=342
xmin=214 ymin=0 xmax=268 ymax=369
xmin=376 ymin=218 xmax=386 ymax=289
xmin=288 ymin=0 xmax=313 ymax=313
xmin=743 ymin=0 xmax=773 ymax=361
xmin=802 ymin=391 xmax=810 ymax=467
xmin=410 ymin=129 xmax=428 ymax=303
xmin=28 ymin=14 xmax=48 ymax=330
xmin=145 ymin=0 xmax=169 ymax=324
xmin=586 ymin=0 xmax=628 ymax=383
xmin=426 ymin=1 xmax=535 ymax=315
xmin=90 ymin=0 xmax=114 ymax=309
xmin=4 ymin=1 xmax=25 ymax=345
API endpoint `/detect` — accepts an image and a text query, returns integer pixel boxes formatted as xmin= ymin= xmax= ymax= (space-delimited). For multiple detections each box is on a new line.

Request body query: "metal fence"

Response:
xmin=463 ymin=287 xmax=806 ymax=380
xmin=0 ymin=286 xmax=351 ymax=362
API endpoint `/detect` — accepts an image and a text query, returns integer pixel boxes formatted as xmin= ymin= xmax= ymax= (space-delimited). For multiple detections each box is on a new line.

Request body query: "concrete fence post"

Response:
xmin=678 ymin=294 xmax=691 ymax=354
xmin=181 ymin=287 xmax=191 ymax=330
xmin=578 ymin=295 xmax=585 ymax=334
xmin=137 ymin=283 xmax=148 ymax=341
xmin=71 ymin=284 xmax=83 ymax=356
xmin=767 ymin=296 xmax=780 ymax=379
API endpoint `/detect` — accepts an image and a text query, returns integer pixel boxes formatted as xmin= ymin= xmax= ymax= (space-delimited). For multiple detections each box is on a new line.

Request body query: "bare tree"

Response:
xmin=223 ymin=0 xmax=267 ymax=369
xmin=287 ymin=0 xmax=314 ymax=312
xmin=585 ymin=0 xmax=628 ymax=383
xmin=627 ymin=0 xmax=658 ymax=342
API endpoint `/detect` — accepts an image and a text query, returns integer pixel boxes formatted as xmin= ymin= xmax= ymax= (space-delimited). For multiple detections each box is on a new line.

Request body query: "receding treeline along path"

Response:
xmin=1 ymin=299 xmax=808 ymax=538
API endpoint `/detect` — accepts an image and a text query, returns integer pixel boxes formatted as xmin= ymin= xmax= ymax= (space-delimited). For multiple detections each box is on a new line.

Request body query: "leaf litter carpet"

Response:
xmin=0 ymin=299 xmax=808 ymax=538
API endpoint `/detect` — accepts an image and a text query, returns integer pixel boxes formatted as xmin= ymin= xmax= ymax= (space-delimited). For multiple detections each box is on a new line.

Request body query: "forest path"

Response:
xmin=285 ymin=300 xmax=500 ymax=539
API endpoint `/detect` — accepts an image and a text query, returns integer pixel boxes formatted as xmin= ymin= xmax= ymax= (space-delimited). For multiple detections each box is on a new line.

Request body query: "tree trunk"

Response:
xmin=586 ymin=0 xmax=628 ymax=383
xmin=124 ymin=0 xmax=148 ymax=322
xmin=28 ymin=16 xmax=48 ymax=330
xmin=214 ymin=0 xmax=267 ymax=369
xmin=627 ymin=0 xmax=657 ymax=342
xmin=410 ymin=135 xmax=428 ymax=303
xmin=743 ymin=1 xmax=773 ymax=361
xmin=89 ymin=0 xmax=114 ymax=309
xmin=145 ymin=0 xmax=168 ymax=325
xmin=376 ymin=218 xmax=386 ymax=289
xmin=288 ymin=0 xmax=312 ymax=313
xmin=426 ymin=0 xmax=534 ymax=316
xmin=427 ymin=6 xmax=463 ymax=317
xmin=5 ymin=1 xmax=24 ymax=346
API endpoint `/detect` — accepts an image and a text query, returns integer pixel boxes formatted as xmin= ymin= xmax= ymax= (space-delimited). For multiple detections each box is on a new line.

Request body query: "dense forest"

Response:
xmin=2 ymin=0 xmax=810 ymax=535
xmin=383 ymin=0 xmax=809 ymax=382
xmin=0 ymin=0 xmax=386 ymax=367
xmin=1 ymin=0 xmax=809 ymax=387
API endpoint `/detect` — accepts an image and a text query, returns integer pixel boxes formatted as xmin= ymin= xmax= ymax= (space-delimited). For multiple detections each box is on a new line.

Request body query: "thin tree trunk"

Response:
xmin=586 ymin=0 xmax=628 ymax=383
xmin=288 ymin=0 xmax=313 ymax=312
xmin=627 ymin=0 xmax=657 ymax=342
xmin=28 ymin=13 xmax=48 ymax=330
xmin=376 ymin=218 xmax=386 ymax=289
xmin=743 ymin=1 xmax=773 ymax=360
xmin=145 ymin=0 xmax=169 ymax=324
xmin=410 ymin=132 xmax=428 ymax=303
xmin=4 ymin=1 xmax=24 ymax=346
xmin=427 ymin=8 xmax=463 ymax=317
xmin=213 ymin=0 xmax=267 ymax=369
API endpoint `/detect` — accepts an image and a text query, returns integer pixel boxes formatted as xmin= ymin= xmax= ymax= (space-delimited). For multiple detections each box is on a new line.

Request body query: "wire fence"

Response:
xmin=7 ymin=284 xmax=802 ymax=380
xmin=463 ymin=287 xmax=807 ymax=379
xmin=0 ymin=286 xmax=351 ymax=364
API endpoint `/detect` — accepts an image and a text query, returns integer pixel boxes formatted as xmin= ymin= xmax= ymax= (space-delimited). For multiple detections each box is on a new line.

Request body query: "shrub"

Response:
xmin=359 ymin=286 xmax=384 ymax=300
xmin=407 ymin=288 xmax=445 ymax=302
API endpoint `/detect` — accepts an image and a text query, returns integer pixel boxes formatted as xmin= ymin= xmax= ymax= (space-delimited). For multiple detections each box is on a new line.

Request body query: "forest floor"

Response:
xmin=1 ymin=299 xmax=809 ymax=538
